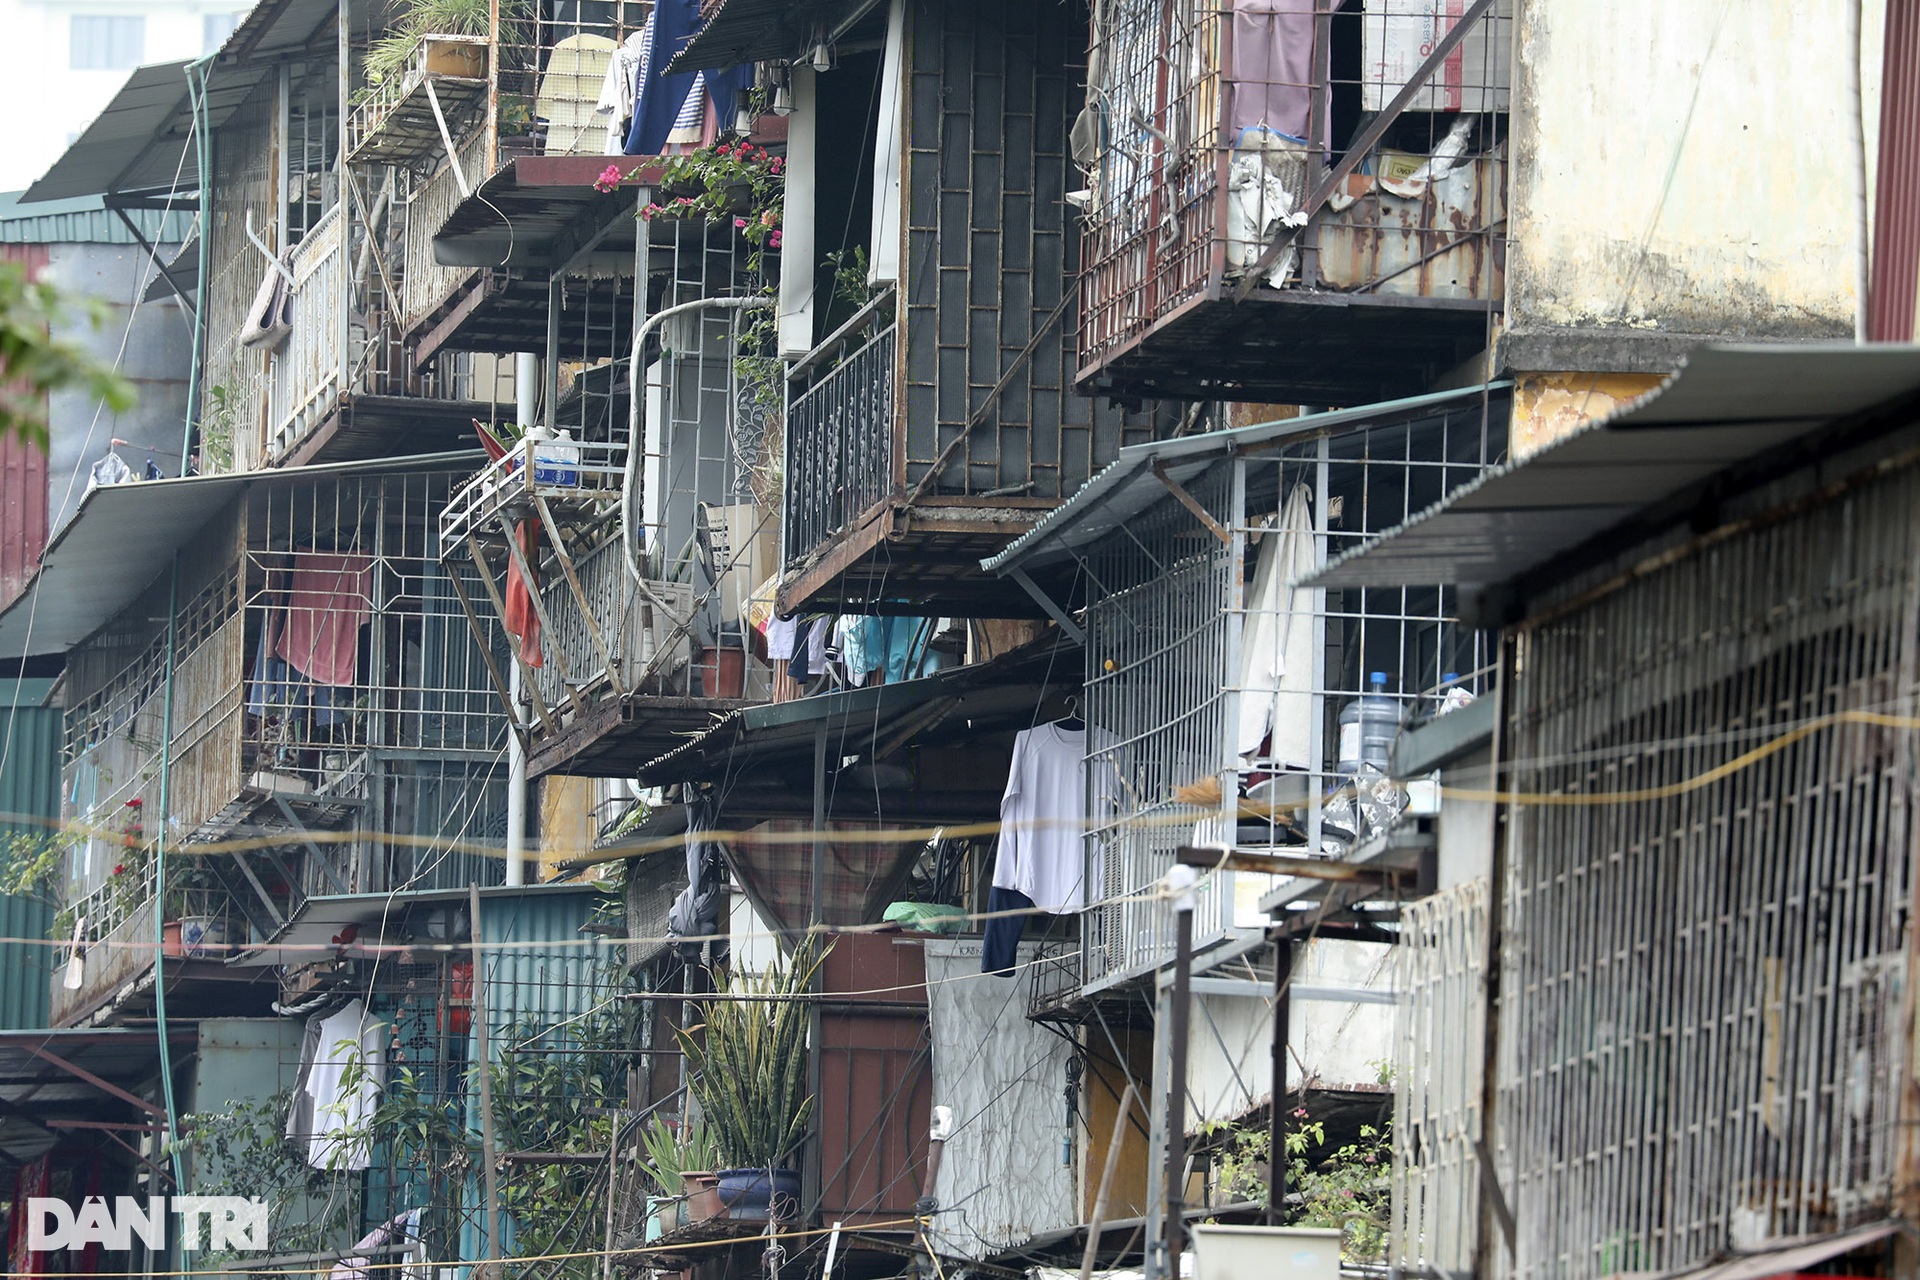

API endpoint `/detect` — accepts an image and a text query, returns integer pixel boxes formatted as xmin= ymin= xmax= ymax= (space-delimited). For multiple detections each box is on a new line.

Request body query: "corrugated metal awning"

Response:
xmin=636 ymin=637 xmax=1077 ymax=788
xmin=1310 ymin=344 xmax=1920 ymax=596
xmin=982 ymin=383 xmax=1509 ymax=577
xmin=0 ymin=191 xmax=195 ymax=245
xmin=673 ymin=0 xmax=880 ymax=73
xmin=0 ymin=453 xmax=482 ymax=660
xmin=24 ymin=61 xmax=202 ymax=202
xmin=1604 ymin=1220 xmax=1899 ymax=1280
xmin=0 ymin=1027 xmax=196 ymax=1163
xmin=25 ymin=0 xmax=340 ymax=202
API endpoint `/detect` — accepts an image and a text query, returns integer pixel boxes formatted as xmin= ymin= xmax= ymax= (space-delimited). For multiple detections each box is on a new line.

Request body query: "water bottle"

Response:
xmin=531 ymin=426 xmax=581 ymax=486
xmin=1336 ymin=671 xmax=1402 ymax=776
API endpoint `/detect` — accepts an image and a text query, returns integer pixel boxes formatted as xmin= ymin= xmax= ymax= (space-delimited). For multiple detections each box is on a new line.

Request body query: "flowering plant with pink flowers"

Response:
xmin=637 ymin=139 xmax=784 ymax=273
xmin=623 ymin=138 xmax=787 ymax=413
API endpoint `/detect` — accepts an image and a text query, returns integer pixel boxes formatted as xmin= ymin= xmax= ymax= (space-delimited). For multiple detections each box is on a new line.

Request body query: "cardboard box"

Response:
xmin=1361 ymin=0 xmax=1512 ymax=114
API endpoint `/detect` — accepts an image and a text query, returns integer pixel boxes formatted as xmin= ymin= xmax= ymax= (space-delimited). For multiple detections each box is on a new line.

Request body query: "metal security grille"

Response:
xmin=1071 ymin=398 xmax=1504 ymax=993
xmin=784 ymin=317 xmax=896 ymax=564
xmin=1082 ymin=460 xmax=1238 ymax=988
xmin=1393 ymin=878 xmax=1487 ymax=1276
xmin=1076 ymin=0 xmax=1510 ymax=402
xmin=1495 ymin=461 xmax=1920 ymax=1279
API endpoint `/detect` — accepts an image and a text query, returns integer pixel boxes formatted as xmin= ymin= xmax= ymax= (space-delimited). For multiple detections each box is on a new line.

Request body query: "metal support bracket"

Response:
xmin=1151 ymin=463 xmax=1233 ymax=546
xmin=425 ymin=77 xmax=471 ymax=199
xmin=463 ymin=531 xmax=562 ymax=736
xmin=1007 ymin=566 xmax=1087 ymax=647
xmin=271 ymin=796 xmax=351 ymax=895
xmin=439 ymin=551 xmax=537 ymax=750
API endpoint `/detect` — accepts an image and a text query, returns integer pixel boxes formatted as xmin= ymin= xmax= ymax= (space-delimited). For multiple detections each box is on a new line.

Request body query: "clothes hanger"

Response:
xmin=1056 ymin=694 xmax=1085 ymax=731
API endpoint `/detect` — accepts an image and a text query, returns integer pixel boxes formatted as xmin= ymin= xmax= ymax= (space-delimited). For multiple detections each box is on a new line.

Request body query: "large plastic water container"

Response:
xmin=533 ymin=427 xmax=580 ymax=486
xmin=1336 ymin=670 xmax=1402 ymax=775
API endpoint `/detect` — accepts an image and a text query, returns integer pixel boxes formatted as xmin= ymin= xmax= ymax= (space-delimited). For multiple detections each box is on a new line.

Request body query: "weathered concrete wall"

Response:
xmin=1504 ymin=0 xmax=1884 ymax=373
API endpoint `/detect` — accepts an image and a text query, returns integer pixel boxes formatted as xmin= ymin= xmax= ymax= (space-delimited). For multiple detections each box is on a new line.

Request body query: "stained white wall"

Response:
xmin=1505 ymin=0 xmax=1886 ymax=358
xmin=1188 ymin=937 xmax=1396 ymax=1129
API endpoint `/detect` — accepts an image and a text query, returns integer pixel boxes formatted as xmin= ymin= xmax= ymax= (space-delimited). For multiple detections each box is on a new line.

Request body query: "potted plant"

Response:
xmin=166 ymin=854 xmax=234 ymax=958
xmin=675 ymin=942 xmax=824 ymax=1222
xmin=637 ymin=1114 xmax=722 ymax=1232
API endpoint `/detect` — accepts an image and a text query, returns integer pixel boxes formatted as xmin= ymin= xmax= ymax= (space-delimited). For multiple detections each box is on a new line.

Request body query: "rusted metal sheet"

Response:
xmin=0 ymin=434 xmax=48 ymax=613
xmin=817 ymin=932 xmax=934 ymax=1225
xmin=1314 ymin=156 xmax=1505 ymax=299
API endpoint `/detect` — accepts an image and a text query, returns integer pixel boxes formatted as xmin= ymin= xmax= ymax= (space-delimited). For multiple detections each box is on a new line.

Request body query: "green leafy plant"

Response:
xmin=360 ymin=0 xmax=530 ymax=95
xmin=498 ymin=94 xmax=535 ymax=136
xmin=0 ymin=830 xmax=65 ymax=909
xmin=819 ymin=245 xmax=875 ymax=336
xmin=676 ymin=941 xmax=824 ymax=1170
xmin=1205 ymin=1108 xmax=1392 ymax=1263
xmin=489 ymin=989 xmax=629 ymax=1280
xmin=0 ymin=261 xmax=137 ymax=446
xmin=173 ymin=1092 xmax=360 ymax=1262
xmin=636 ymin=1114 xmax=721 ymax=1195
xmin=198 ymin=383 xmax=237 ymax=472
xmin=164 ymin=852 xmax=227 ymax=919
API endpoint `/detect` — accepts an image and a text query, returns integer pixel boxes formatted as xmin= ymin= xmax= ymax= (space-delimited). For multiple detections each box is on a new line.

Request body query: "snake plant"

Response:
xmin=675 ymin=942 xmax=824 ymax=1170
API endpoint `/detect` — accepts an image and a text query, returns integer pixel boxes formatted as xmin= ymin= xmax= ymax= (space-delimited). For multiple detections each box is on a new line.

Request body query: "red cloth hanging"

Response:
xmin=503 ymin=519 xmax=543 ymax=668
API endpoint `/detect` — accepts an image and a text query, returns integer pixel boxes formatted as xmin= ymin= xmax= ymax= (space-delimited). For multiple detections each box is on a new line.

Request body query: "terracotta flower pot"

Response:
xmin=681 ymin=1171 xmax=722 ymax=1223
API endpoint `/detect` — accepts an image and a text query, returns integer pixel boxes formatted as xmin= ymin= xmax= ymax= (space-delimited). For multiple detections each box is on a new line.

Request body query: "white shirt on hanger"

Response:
xmin=294 ymin=998 xmax=387 ymax=1171
xmin=993 ymin=721 xmax=1089 ymax=913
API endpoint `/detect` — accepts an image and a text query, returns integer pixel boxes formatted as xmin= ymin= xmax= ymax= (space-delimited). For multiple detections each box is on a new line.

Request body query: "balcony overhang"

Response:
xmin=1308 ymin=344 xmax=1920 ymax=617
xmin=672 ymin=0 xmax=884 ymax=73
xmin=0 ymin=452 xmax=481 ymax=661
xmin=277 ymin=394 xmax=510 ymax=468
xmin=524 ymin=692 xmax=755 ymax=780
xmin=411 ymin=267 xmax=641 ymax=363
xmin=228 ymin=881 xmax=604 ymax=968
xmin=637 ymin=637 xmax=1078 ymax=792
xmin=1079 ymin=286 xmax=1500 ymax=407
xmin=0 ymin=1028 xmax=197 ymax=1163
xmin=777 ymin=500 xmax=1060 ymax=619
xmin=431 ymin=155 xmax=667 ymax=269
xmin=982 ymin=382 xmax=1511 ymax=612
xmin=409 ymin=156 xmax=664 ymax=361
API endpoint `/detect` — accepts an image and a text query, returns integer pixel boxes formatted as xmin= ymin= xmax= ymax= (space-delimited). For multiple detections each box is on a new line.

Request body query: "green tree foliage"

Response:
xmin=0 ymin=261 xmax=137 ymax=446
xmin=1207 ymin=1108 xmax=1393 ymax=1262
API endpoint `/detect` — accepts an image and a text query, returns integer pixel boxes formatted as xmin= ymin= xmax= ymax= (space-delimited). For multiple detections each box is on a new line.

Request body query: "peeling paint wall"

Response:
xmin=1506 ymin=0 xmax=1884 ymax=366
xmin=1511 ymin=371 xmax=1665 ymax=457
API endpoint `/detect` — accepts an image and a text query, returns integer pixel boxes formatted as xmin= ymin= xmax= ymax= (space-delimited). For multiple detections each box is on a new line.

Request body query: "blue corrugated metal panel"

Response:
xmin=460 ymin=885 xmax=616 ymax=1264
xmin=0 ymin=686 xmax=64 ymax=1029
xmin=0 ymin=191 xmax=194 ymax=246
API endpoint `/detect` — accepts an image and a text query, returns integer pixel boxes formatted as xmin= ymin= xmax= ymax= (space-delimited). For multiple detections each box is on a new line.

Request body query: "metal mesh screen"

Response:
xmin=1393 ymin=878 xmax=1487 ymax=1275
xmin=1494 ymin=460 xmax=1920 ymax=1278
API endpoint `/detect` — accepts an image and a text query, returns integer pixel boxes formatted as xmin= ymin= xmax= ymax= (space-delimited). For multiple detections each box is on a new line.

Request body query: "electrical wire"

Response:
xmin=13 ymin=1216 xmax=928 ymax=1279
